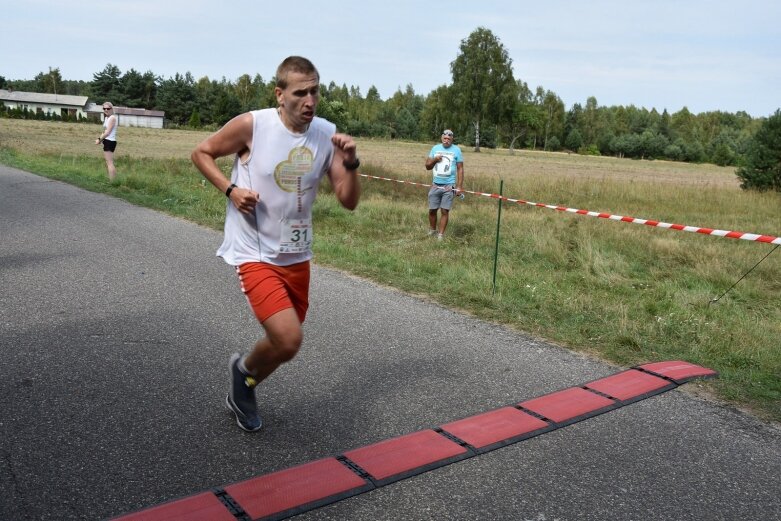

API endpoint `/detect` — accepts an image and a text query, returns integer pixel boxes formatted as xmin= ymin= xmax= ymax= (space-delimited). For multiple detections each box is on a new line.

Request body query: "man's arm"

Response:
xmin=456 ymin=161 xmax=464 ymax=192
xmin=328 ymin=133 xmax=361 ymax=211
xmin=425 ymin=151 xmax=441 ymax=170
xmin=191 ymin=113 xmax=259 ymax=214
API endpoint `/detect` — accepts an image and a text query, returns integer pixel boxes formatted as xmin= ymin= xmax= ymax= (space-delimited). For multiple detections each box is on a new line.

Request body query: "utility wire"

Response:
xmin=710 ymin=244 xmax=779 ymax=305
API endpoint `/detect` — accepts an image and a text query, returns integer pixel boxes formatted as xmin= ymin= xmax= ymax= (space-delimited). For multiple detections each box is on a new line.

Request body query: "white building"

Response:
xmin=0 ymin=89 xmax=89 ymax=119
xmin=0 ymin=89 xmax=166 ymax=128
xmin=84 ymin=103 xmax=165 ymax=129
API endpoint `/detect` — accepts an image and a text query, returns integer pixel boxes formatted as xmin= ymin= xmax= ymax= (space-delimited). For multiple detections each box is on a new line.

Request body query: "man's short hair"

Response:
xmin=276 ymin=56 xmax=319 ymax=89
xmin=442 ymin=129 xmax=454 ymax=137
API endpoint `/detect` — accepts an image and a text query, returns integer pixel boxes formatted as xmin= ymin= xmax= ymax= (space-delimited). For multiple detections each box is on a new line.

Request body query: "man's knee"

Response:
xmin=273 ymin=330 xmax=303 ymax=362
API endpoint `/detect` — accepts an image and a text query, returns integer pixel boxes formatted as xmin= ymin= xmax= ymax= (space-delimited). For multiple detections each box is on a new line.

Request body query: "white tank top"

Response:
xmin=103 ymin=114 xmax=118 ymax=141
xmin=216 ymin=108 xmax=336 ymax=266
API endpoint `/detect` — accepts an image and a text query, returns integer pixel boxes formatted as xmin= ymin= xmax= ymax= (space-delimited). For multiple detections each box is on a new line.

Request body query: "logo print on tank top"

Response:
xmin=275 ymin=146 xmax=313 ymax=213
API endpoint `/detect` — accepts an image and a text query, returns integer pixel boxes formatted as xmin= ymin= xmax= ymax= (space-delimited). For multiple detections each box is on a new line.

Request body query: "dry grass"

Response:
xmin=357 ymin=138 xmax=741 ymax=189
xmin=0 ymin=119 xmax=205 ymax=159
xmin=2 ymin=119 xmax=738 ymax=188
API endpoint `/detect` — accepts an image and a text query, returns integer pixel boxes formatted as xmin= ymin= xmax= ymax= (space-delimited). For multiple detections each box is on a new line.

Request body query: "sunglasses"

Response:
xmin=442 ymin=132 xmax=453 ymax=137
xmin=103 ymin=107 xmax=111 ymax=110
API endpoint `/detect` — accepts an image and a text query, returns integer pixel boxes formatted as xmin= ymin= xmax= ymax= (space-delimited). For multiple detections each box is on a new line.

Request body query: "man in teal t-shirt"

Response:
xmin=424 ymin=129 xmax=464 ymax=240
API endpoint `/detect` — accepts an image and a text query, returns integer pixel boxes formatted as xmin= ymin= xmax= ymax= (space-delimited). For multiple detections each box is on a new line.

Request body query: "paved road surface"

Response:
xmin=1 ymin=165 xmax=779 ymax=521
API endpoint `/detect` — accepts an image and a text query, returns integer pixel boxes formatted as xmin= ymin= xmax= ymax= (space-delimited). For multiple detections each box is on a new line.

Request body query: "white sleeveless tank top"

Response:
xmin=103 ymin=114 xmax=118 ymax=141
xmin=216 ymin=108 xmax=335 ymax=266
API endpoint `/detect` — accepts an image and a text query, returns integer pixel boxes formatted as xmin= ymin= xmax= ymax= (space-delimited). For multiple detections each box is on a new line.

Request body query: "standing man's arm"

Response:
xmin=425 ymin=152 xmax=441 ymax=170
xmin=191 ymin=113 xmax=259 ymax=215
xmin=455 ymin=161 xmax=464 ymax=193
xmin=328 ymin=133 xmax=361 ymax=211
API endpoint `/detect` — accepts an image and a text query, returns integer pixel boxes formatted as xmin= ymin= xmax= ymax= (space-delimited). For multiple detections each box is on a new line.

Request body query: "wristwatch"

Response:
xmin=343 ymin=157 xmax=360 ymax=170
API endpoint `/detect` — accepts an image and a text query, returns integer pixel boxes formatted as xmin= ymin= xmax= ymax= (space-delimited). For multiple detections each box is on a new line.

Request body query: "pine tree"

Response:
xmin=736 ymin=110 xmax=781 ymax=191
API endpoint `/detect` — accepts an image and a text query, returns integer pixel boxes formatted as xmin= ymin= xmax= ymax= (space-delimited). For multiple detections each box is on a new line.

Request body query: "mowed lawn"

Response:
xmin=1 ymin=118 xmax=779 ymax=422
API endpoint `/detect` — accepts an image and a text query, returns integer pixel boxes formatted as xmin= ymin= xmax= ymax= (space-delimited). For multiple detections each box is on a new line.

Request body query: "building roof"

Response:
xmin=114 ymin=106 xmax=165 ymax=118
xmin=0 ymin=89 xmax=88 ymax=107
xmin=85 ymin=102 xmax=165 ymax=118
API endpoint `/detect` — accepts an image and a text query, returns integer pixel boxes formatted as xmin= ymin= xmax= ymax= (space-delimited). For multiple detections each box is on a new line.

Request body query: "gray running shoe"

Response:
xmin=226 ymin=353 xmax=262 ymax=432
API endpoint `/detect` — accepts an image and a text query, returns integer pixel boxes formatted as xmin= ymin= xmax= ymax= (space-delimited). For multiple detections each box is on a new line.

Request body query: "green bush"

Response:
xmin=578 ymin=144 xmax=601 ymax=156
xmin=736 ymin=109 xmax=781 ymax=191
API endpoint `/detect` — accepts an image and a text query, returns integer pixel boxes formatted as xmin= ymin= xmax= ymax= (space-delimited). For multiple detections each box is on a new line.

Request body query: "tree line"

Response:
xmin=1 ymin=28 xmax=778 ymax=190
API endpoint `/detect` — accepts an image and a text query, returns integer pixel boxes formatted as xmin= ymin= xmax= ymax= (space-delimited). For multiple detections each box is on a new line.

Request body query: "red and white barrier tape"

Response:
xmin=359 ymin=174 xmax=781 ymax=245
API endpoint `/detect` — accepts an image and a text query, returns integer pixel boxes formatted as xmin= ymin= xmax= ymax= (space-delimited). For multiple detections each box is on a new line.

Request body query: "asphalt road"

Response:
xmin=1 ymin=165 xmax=779 ymax=521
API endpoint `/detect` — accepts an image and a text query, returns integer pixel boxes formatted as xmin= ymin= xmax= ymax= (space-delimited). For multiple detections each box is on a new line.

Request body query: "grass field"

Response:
xmin=1 ymin=118 xmax=779 ymax=422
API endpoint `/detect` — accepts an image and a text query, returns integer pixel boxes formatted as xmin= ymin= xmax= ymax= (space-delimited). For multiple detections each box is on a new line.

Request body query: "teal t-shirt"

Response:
xmin=429 ymin=143 xmax=463 ymax=185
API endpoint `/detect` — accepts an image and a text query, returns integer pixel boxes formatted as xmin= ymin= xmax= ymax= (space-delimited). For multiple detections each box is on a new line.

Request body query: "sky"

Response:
xmin=3 ymin=0 xmax=779 ymax=117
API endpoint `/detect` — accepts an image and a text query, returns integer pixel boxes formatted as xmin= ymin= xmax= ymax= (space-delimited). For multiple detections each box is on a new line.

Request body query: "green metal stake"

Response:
xmin=492 ymin=179 xmax=504 ymax=296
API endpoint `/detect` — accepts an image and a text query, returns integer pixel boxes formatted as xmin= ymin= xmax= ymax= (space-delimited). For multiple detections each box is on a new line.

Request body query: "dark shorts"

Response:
xmin=102 ymin=139 xmax=117 ymax=152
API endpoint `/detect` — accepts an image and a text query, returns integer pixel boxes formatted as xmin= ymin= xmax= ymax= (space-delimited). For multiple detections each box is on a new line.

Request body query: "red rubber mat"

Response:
xmin=440 ymin=406 xmax=551 ymax=452
xmin=343 ymin=429 xmax=469 ymax=485
xmin=638 ymin=360 xmax=717 ymax=383
xmin=111 ymin=360 xmax=716 ymax=521
xmin=111 ymin=491 xmax=236 ymax=521
xmin=224 ymin=457 xmax=372 ymax=521
xmin=519 ymin=386 xmax=616 ymax=424
xmin=584 ymin=369 xmax=674 ymax=403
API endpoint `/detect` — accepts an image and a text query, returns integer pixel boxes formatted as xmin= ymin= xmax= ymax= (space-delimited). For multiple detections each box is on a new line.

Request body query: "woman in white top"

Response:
xmin=95 ymin=101 xmax=118 ymax=181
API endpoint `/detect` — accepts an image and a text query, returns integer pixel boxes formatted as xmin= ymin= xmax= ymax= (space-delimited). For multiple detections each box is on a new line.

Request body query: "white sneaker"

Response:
xmin=437 ymin=233 xmax=444 ymax=241
xmin=428 ymin=229 xmax=437 ymax=236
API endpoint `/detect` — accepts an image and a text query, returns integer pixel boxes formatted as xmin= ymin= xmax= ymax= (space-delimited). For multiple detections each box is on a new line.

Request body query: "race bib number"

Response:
xmin=279 ymin=218 xmax=312 ymax=253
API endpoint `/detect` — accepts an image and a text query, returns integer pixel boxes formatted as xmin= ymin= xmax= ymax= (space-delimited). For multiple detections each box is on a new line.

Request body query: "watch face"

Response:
xmin=344 ymin=157 xmax=360 ymax=169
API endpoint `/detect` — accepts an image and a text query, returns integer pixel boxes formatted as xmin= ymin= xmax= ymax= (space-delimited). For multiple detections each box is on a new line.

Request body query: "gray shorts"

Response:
xmin=428 ymin=184 xmax=454 ymax=210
